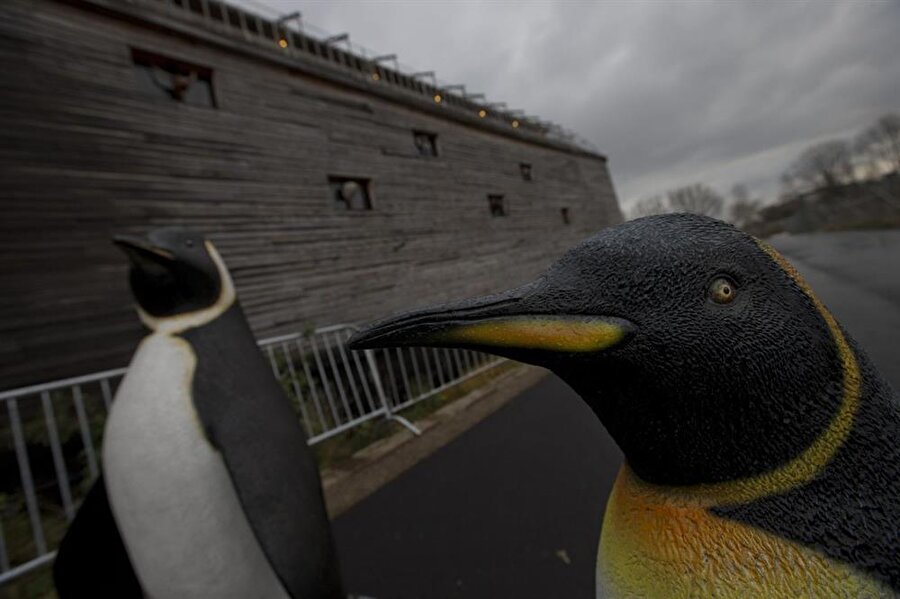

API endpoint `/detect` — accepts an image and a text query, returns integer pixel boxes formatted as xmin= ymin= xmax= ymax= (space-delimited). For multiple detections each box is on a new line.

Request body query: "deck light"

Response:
xmin=372 ymin=72 xmax=381 ymax=81
xmin=434 ymin=94 xmax=442 ymax=104
xmin=478 ymin=109 xmax=487 ymax=118
xmin=511 ymin=120 xmax=520 ymax=128
xmin=278 ymin=38 xmax=288 ymax=49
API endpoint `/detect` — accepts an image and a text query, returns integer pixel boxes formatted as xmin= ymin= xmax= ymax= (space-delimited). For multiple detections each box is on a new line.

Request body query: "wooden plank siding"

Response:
xmin=0 ymin=0 xmax=622 ymax=389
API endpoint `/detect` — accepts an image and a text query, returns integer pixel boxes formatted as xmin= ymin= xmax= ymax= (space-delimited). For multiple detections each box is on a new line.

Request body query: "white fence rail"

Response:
xmin=0 ymin=324 xmax=503 ymax=587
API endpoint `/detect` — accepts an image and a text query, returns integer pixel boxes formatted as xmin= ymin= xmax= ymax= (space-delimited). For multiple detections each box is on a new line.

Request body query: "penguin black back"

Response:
xmin=181 ymin=301 xmax=343 ymax=597
xmin=712 ymin=332 xmax=900 ymax=590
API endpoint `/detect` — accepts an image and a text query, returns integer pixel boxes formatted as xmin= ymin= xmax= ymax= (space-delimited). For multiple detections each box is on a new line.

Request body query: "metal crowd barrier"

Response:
xmin=0 ymin=324 xmax=503 ymax=587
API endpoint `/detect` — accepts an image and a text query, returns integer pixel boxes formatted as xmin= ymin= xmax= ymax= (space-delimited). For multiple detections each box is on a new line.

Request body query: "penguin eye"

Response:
xmin=709 ymin=277 xmax=737 ymax=304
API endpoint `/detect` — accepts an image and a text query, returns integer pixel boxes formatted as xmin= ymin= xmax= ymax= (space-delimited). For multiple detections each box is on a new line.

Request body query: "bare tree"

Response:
xmin=628 ymin=195 xmax=668 ymax=219
xmin=779 ymin=171 xmax=800 ymax=198
xmin=783 ymin=139 xmax=854 ymax=193
xmin=731 ymin=201 xmax=760 ymax=227
xmin=728 ymin=183 xmax=760 ymax=228
xmin=855 ymin=113 xmax=900 ymax=176
xmin=666 ymin=183 xmax=725 ymax=219
xmin=731 ymin=183 xmax=750 ymax=204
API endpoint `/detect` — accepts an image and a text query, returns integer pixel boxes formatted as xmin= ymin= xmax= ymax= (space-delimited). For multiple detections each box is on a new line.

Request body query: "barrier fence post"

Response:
xmin=363 ymin=348 xmax=420 ymax=436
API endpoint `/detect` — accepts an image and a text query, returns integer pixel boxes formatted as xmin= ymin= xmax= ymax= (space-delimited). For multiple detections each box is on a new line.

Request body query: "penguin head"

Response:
xmin=350 ymin=214 xmax=852 ymax=487
xmin=114 ymin=228 xmax=234 ymax=328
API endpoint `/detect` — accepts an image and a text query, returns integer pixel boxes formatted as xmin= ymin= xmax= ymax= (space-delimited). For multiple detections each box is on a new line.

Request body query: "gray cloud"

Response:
xmin=246 ymin=0 xmax=900 ymax=207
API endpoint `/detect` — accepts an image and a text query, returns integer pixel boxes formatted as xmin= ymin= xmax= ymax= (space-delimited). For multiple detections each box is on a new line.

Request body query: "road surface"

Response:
xmin=333 ymin=229 xmax=900 ymax=598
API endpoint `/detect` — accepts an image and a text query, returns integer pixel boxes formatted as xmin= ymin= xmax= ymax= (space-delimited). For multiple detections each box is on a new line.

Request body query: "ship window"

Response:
xmin=226 ymin=7 xmax=241 ymax=28
xmin=208 ymin=0 xmax=224 ymax=22
xmin=488 ymin=194 xmax=507 ymax=217
xmin=520 ymin=162 xmax=533 ymax=181
xmin=245 ymin=15 xmax=260 ymax=35
xmin=413 ymin=130 xmax=439 ymax=157
xmin=561 ymin=207 xmax=571 ymax=225
xmin=329 ymin=176 xmax=372 ymax=211
xmin=132 ymin=49 xmax=215 ymax=108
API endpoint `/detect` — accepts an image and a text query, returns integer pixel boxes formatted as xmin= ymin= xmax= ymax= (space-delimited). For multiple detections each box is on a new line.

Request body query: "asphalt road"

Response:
xmin=769 ymin=229 xmax=900 ymax=387
xmin=332 ymin=229 xmax=900 ymax=599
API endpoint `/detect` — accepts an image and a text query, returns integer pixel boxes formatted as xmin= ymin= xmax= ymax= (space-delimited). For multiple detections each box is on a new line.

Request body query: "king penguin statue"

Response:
xmin=350 ymin=213 xmax=900 ymax=598
xmin=54 ymin=228 xmax=343 ymax=598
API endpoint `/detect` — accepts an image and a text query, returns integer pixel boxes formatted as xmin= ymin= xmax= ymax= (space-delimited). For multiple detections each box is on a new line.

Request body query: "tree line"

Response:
xmin=628 ymin=112 xmax=900 ymax=228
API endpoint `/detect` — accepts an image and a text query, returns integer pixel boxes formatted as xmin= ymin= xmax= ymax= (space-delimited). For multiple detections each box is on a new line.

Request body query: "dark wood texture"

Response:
xmin=0 ymin=0 xmax=622 ymax=389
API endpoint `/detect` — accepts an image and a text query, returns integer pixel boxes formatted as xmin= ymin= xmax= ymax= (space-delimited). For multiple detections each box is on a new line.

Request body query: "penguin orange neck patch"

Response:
xmin=597 ymin=464 xmax=891 ymax=598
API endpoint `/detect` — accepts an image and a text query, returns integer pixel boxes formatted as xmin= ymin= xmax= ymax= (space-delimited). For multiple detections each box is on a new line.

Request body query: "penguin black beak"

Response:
xmin=347 ymin=281 xmax=634 ymax=364
xmin=113 ymin=234 xmax=175 ymax=264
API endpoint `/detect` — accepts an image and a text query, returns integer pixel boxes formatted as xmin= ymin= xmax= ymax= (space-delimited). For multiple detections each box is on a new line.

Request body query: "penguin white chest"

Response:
xmin=102 ymin=334 xmax=289 ymax=598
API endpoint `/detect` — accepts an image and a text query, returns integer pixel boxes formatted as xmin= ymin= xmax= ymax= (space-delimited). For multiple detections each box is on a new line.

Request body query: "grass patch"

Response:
xmin=313 ymin=360 xmax=518 ymax=473
xmin=0 ymin=567 xmax=55 ymax=599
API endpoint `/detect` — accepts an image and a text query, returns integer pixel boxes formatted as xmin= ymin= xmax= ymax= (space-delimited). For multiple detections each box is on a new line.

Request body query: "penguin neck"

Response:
xmin=138 ymin=242 xmax=236 ymax=336
xmin=612 ymin=341 xmax=899 ymax=508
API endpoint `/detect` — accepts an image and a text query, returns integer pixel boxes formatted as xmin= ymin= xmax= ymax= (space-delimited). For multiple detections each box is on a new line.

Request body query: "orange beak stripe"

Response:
xmin=435 ymin=317 xmax=628 ymax=353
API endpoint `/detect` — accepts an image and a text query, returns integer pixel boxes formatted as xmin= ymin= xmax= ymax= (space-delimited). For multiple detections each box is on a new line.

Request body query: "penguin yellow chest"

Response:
xmin=596 ymin=465 xmax=893 ymax=599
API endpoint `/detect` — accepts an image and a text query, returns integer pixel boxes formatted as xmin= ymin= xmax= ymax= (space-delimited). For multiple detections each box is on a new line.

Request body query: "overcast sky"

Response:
xmin=245 ymin=0 xmax=900 ymax=209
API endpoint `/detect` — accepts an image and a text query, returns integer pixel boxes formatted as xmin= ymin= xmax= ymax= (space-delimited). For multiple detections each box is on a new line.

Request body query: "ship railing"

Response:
xmin=0 ymin=323 xmax=503 ymax=587
xmin=117 ymin=0 xmax=587 ymax=147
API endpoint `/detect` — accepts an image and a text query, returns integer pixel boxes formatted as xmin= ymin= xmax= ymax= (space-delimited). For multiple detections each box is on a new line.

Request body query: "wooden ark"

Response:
xmin=0 ymin=0 xmax=622 ymax=389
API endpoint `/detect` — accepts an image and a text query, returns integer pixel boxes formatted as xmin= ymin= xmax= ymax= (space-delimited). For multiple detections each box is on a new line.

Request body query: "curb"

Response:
xmin=322 ymin=364 xmax=549 ymax=518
